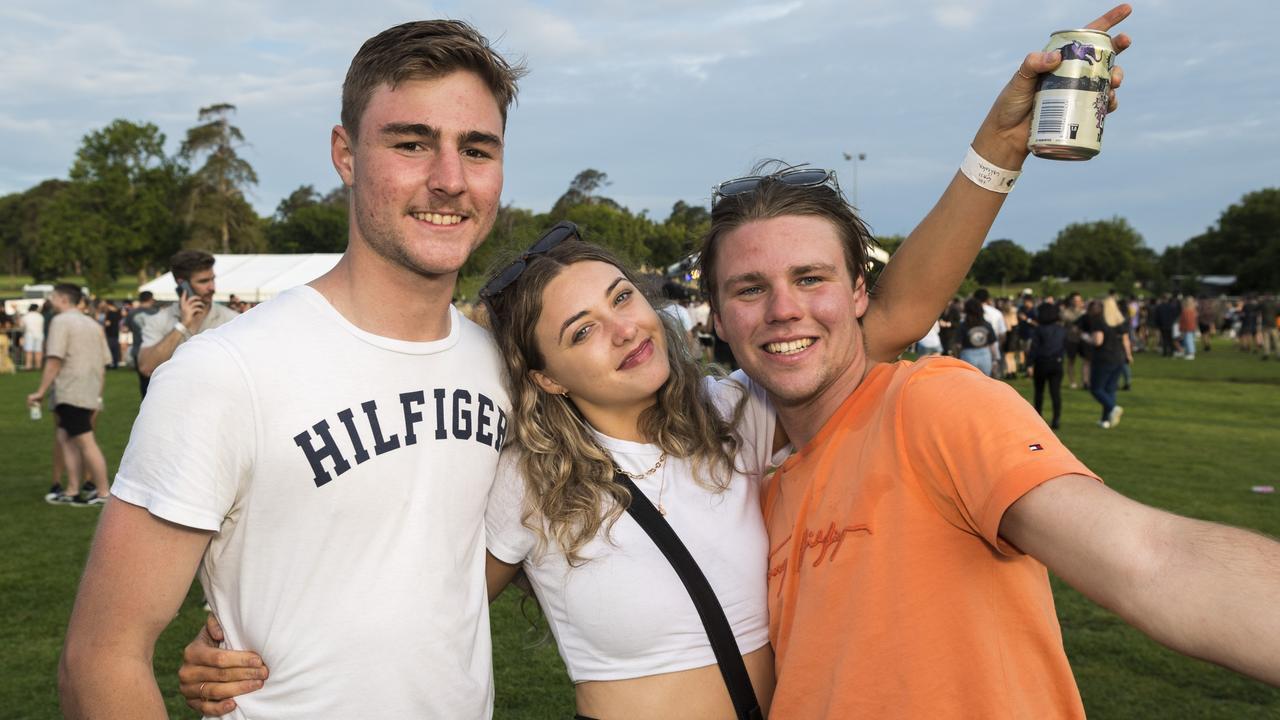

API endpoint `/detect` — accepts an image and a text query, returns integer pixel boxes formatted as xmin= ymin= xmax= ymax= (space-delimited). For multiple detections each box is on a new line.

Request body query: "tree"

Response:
xmin=972 ymin=239 xmax=1031 ymax=288
xmin=549 ymin=169 xmax=617 ymax=219
xmin=1039 ymin=217 xmax=1147 ymax=282
xmin=264 ymin=184 xmax=350 ymax=253
xmin=0 ymin=180 xmax=69 ymax=277
xmin=39 ymin=120 xmax=186 ymax=289
xmin=180 ymin=103 xmax=262 ymax=253
xmin=1175 ymin=189 xmax=1280 ymax=291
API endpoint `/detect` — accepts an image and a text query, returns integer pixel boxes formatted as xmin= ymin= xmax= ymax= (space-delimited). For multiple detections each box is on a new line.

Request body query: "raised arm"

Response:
xmin=59 ymin=500 xmax=212 ymax=719
xmin=1001 ymin=474 xmax=1280 ymax=685
xmin=863 ymin=5 xmax=1133 ymax=362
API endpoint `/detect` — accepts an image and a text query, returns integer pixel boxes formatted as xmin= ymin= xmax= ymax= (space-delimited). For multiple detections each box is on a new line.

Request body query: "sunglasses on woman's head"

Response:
xmin=479 ymin=221 xmax=581 ymax=311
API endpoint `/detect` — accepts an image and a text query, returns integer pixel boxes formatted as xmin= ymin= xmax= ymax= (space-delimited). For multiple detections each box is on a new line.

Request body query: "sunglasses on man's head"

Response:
xmin=711 ymin=167 xmax=842 ymax=206
xmin=479 ymin=221 xmax=581 ymax=310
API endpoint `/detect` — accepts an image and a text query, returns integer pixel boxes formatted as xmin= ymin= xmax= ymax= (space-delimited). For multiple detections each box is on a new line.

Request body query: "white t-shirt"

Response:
xmin=21 ymin=310 xmax=44 ymax=339
xmin=113 ymin=286 xmax=511 ymax=719
xmin=485 ymin=373 xmax=775 ymax=682
xmin=982 ymin=303 xmax=1008 ymax=337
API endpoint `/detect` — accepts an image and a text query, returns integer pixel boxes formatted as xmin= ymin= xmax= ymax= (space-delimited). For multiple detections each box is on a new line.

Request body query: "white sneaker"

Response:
xmin=1099 ymin=420 xmax=1112 ymax=429
xmin=1108 ymin=406 xmax=1124 ymax=427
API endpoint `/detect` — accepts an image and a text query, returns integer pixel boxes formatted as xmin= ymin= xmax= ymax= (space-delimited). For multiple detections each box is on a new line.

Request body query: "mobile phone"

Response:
xmin=177 ymin=280 xmax=195 ymax=299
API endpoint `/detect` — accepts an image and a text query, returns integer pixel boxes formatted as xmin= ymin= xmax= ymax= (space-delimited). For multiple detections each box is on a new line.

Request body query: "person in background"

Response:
xmin=999 ymin=297 xmax=1020 ymax=378
xmin=0 ymin=313 xmax=16 ymax=374
xmin=958 ymin=298 xmax=998 ymax=377
xmin=1016 ymin=293 xmax=1038 ymax=376
xmin=1086 ymin=297 xmax=1132 ymax=429
xmin=1260 ymin=295 xmax=1279 ymax=361
xmin=915 ymin=319 xmax=943 ymax=356
xmin=1178 ymin=296 xmax=1198 ymax=361
xmin=125 ymin=292 xmax=160 ymax=395
xmin=99 ymin=300 xmax=122 ymax=369
xmin=136 ymin=250 xmax=239 ymax=395
xmin=1061 ymin=292 xmax=1087 ymax=388
xmin=25 ymin=284 xmax=112 ymax=505
xmin=21 ymin=303 xmax=45 ymax=370
xmin=1027 ymin=302 xmax=1066 ymax=430
xmin=939 ymin=297 xmax=963 ymax=356
xmin=1239 ymin=294 xmax=1261 ymax=353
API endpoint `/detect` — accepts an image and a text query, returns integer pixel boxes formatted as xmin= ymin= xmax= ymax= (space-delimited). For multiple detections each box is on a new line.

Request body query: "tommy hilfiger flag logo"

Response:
xmin=1028 ymin=443 xmax=1044 ymax=452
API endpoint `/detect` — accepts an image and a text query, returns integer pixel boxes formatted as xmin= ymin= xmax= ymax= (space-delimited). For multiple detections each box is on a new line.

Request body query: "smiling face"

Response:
xmin=712 ymin=215 xmax=870 ymax=425
xmin=530 ymin=261 xmax=670 ymax=436
xmin=332 ymin=70 xmax=504 ymax=280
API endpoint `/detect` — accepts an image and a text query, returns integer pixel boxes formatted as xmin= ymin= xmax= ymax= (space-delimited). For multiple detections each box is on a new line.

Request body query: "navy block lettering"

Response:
xmin=361 ymin=400 xmax=401 ymax=455
xmin=336 ymin=408 xmax=371 ymax=464
xmin=452 ymin=389 xmax=472 ymax=440
xmin=293 ymin=419 xmax=352 ymax=487
xmin=495 ymin=408 xmax=508 ymax=451
xmin=476 ymin=394 xmax=495 ymax=447
xmin=400 ymin=391 xmax=425 ymax=446
xmin=433 ymin=389 xmax=448 ymax=440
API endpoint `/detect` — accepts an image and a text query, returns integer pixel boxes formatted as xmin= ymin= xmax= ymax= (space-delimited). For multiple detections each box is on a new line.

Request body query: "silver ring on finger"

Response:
xmin=200 ymin=681 xmax=209 ymax=701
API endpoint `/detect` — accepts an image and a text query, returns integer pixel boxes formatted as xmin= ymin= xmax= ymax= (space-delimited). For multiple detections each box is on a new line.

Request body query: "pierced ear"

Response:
xmin=529 ymin=369 xmax=567 ymax=397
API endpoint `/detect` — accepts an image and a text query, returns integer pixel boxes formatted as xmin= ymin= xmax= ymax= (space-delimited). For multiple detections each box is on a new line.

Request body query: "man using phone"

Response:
xmin=135 ymin=250 xmax=238 ymax=396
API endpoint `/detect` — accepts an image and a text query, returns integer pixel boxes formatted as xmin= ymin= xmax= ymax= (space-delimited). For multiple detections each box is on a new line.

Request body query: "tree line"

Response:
xmin=970 ymin=188 xmax=1280 ymax=294
xmin=2 ymin=111 xmax=1275 ymax=294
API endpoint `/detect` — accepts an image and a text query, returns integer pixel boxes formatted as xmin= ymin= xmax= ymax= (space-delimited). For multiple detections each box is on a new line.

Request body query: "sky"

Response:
xmin=2 ymin=1 xmax=1276 ymax=252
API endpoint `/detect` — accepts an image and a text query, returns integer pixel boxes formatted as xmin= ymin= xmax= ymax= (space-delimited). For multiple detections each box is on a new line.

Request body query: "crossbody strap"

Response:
xmin=615 ymin=472 xmax=763 ymax=720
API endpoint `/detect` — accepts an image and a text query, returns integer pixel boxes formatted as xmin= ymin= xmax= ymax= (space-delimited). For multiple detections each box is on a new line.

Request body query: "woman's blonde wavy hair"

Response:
xmin=483 ymin=239 xmax=739 ymax=565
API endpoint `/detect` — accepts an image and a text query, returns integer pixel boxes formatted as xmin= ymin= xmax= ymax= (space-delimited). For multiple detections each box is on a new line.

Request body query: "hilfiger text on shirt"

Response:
xmin=292 ymin=387 xmax=507 ymax=487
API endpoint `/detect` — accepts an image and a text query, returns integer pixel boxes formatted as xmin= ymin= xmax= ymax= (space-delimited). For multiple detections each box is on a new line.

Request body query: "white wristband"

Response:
xmin=960 ymin=146 xmax=1021 ymax=194
xmin=173 ymin=321 xmax=192 ymax=339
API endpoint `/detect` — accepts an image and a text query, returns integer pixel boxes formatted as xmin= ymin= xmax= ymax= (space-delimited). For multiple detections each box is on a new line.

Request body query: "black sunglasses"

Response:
xmin=479 ymin=221 xmax=581 ymax=309
xmin=712 ymin=167 xmax=842 ymax=205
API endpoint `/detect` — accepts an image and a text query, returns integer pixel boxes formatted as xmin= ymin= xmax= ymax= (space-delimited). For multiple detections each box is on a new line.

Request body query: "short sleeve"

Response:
xmin=44 ymin=317 xmax=69 ymax=359
xmin=704 ymin=372 xmax=777 ymax=480
xmin=140 ymin=308 xmax=174 ymax=348
xmin=111 ymin=334 xmax=254 ymax=531
xmin=484 ymin=451 xmax=537 ymax=565
xmin=899 ymin=359 xmax=1100 ymax=554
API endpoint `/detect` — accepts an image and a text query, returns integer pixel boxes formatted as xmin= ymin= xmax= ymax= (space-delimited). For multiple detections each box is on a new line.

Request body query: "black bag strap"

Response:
xmin=614 ymin=472 xmax=763 ymax=720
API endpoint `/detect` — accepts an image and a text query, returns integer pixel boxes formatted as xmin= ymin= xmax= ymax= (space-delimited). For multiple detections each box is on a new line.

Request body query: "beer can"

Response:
xmin=29 ymin=403 xmax=42 ymax=421
xmin=1029 ymin=29 xmax=1115 ymax=160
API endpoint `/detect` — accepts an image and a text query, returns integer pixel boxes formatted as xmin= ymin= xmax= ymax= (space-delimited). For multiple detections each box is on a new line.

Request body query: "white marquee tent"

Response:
xmin=139 ymin=254 xmax=342 ymax=302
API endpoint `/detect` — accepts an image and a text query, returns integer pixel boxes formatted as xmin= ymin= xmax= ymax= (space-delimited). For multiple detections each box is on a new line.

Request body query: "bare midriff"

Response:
xmin=573 ymin=644 xmax=774 ymax=720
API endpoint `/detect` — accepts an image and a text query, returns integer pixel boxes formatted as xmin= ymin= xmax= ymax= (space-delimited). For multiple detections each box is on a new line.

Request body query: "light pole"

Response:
xmin=842 ymin=151 xmax=866 ymax=208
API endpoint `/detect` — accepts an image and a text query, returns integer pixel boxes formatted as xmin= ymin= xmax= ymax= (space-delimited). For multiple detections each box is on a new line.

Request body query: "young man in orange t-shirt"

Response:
xmin=698 ymin=16 xmax=1280 ymax=716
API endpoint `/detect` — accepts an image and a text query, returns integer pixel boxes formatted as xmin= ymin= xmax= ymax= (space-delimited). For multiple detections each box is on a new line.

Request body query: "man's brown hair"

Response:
xmin=698 ymin=161 xmax=874 ymax=312
xmin=341 ymin=20 xmax=528 ymax=140
xmin=170 ymin=250 xmax=215 ymax=282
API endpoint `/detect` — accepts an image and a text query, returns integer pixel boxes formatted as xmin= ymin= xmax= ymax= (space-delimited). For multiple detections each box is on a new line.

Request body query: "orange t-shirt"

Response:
xmin=763 ymin=356 xmax=1098 ymax=718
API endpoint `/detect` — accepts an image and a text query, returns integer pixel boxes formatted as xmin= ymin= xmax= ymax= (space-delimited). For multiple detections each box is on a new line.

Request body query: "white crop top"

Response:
xmin=484 ymin=374 xmax=776 ymax=682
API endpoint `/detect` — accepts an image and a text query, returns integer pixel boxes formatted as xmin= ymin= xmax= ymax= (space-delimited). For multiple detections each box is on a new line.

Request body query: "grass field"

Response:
xmin=1 ymin=348 xmax=1277 ymax=718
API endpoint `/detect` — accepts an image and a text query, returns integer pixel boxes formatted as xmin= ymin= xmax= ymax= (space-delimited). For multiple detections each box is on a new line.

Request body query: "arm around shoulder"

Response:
xmin=61 ymin=499 xmax=213 ymax=719
xmin=1001 ymin=474 xmax=1280 ymax=686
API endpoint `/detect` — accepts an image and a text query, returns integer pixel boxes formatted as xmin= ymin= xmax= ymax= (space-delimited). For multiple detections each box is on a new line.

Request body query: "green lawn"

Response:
xmin=1 ymin=348 xmax=1277 ymax=718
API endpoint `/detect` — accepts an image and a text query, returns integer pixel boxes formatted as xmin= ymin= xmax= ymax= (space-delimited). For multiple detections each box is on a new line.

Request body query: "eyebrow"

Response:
xmin=722 ymin=263 xmax=840 ymax=288
xmin=378 ymin=123 xmax=503 ymax=149
xmin=558 ymin=276 xmax=628 ymax=344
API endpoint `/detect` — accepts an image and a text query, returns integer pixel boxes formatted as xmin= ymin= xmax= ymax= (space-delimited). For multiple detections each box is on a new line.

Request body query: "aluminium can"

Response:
xmin=1029 ymin=29 xmax=1115 ymax=160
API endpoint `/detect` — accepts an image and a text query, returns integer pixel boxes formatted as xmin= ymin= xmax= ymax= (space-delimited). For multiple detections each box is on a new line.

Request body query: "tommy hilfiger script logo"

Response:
xmin=768 ymin=521 xmax=871 ymax=594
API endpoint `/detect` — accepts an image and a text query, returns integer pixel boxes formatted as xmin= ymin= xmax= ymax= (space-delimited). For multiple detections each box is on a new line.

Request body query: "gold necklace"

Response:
xmin=599 ymin=444 xmax=670 ymax=515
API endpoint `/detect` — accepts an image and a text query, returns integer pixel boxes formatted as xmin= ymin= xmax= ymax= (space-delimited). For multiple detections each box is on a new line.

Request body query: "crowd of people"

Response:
xmin=14 ymin=250 xmax=252 ymax=506
xmin=914 ymin=288 xmax=1280 ymax=430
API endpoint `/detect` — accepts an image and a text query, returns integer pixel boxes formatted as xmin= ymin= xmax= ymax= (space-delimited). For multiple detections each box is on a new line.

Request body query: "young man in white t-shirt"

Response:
xmin=59 ymin=20 xmax=526 ymax=719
